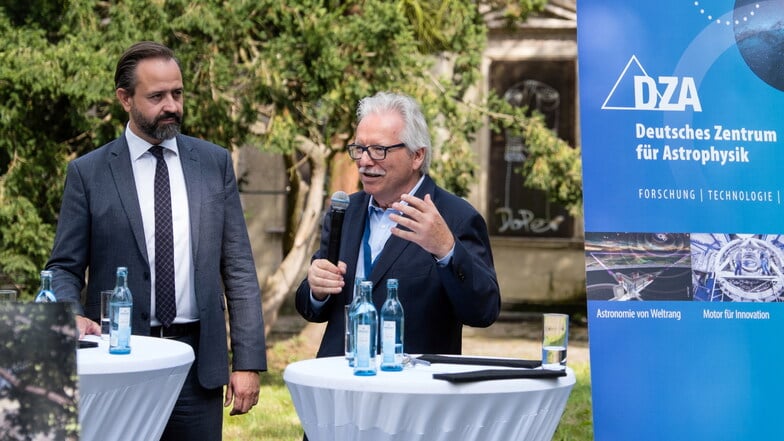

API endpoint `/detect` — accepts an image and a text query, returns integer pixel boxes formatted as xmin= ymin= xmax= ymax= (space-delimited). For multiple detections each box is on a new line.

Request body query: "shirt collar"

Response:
xmin=124 ymin=123 xmax=179 ymax=160
xmin=367 ymin=174 xmax=426 ymax=214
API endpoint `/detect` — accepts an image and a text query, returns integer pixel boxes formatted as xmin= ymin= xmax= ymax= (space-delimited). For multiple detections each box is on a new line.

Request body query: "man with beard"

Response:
xmin=45 ymin=41 xmax=266 ymax=441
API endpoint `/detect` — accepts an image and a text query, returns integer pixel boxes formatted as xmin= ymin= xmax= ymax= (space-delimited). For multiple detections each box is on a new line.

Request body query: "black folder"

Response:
xmin=432 ymin=368 xmax=567 ymax=383
xmin=417 ymin=354 xmax=542 ymax=369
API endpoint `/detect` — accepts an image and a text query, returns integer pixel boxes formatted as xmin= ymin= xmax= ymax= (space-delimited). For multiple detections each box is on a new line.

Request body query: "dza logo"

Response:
xmin=602 ymin=55 xmax=702 ymax=112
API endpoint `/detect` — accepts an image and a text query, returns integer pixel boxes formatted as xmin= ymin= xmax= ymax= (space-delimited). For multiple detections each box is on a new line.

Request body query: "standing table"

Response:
xmin=284 ymin=356 xmax=575 ymax=441
xmin=77 ymin=335 xmax=194 ymax=441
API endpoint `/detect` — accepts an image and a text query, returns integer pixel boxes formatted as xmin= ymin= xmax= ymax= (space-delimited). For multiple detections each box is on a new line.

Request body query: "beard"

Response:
xmin=131 ymin=106 xmax=183 ymax=141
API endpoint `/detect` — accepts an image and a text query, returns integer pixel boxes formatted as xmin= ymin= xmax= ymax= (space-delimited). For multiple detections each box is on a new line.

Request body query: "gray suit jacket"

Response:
xmin=46 ymin=133 xmax=266 ymax=389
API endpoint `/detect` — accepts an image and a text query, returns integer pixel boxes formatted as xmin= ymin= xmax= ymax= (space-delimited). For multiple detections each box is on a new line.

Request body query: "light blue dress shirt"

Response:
xmin=311 ymin=175 xmax=455 ymax=308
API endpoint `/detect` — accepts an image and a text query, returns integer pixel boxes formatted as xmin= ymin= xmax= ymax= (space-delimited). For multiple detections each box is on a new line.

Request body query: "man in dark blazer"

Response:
xmin=296 ymin=91 xmax=501 ymax=359
xmin=46 ymin=42 xmax=266 ymax=441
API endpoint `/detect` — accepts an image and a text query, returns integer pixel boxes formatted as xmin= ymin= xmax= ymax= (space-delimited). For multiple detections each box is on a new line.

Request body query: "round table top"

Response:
xmin=77 ymin=335 xmax=194 ymax=375
xmin=284 ymin=356 xmax=575 ymax=395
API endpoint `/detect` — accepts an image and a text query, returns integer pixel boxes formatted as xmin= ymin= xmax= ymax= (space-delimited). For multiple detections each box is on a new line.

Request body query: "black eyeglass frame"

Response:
xmin=346 ymin=143 xmax=407 ymax=160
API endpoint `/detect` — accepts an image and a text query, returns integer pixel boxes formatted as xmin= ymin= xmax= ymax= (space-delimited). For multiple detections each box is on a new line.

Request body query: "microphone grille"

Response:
xmin=330 ymin=191 xmax=350 ymax=211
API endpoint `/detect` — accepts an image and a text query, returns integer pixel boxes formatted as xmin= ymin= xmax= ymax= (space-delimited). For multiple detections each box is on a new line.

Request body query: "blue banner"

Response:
xmin=578 ymin=1 xmax=784 ymax=439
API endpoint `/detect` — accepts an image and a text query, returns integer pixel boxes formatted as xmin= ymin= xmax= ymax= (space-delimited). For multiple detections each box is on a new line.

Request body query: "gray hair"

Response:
xmin=357 ymin=92 xmax=431 ymax=173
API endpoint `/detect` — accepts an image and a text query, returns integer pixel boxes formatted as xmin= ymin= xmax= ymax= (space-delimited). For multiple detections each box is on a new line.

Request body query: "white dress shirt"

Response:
xmin=125 ymin=126 xmax=197 ymax=325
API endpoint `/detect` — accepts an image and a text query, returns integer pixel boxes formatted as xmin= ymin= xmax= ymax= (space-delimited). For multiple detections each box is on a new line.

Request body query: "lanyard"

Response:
xmin=362 ymin=213 xmax=374 ymax=280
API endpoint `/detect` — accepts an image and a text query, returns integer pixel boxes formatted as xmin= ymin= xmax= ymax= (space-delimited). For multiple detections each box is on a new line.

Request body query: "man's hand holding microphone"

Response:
xmin=309 ymin=191 xmax=349 ymax=301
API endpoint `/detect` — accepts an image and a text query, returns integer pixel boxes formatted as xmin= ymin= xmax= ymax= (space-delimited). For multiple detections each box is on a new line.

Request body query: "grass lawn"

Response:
xmin=223 ymin=336 xmax=594 ymax=440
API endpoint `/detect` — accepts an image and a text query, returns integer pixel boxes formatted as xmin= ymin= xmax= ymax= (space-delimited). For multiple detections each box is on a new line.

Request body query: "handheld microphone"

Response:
xmin=326 ymin=191 xmax=350 ymax=264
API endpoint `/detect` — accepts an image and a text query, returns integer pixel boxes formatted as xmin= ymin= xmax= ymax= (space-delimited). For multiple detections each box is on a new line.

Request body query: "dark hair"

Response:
xmin=114 ymin=41 xmax=179 ymax=95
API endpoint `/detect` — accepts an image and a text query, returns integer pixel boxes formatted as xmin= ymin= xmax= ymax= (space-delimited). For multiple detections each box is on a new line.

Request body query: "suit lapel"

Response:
xmin=367 ymin=176 xmax=435 ymax=287
xmin=108 ymin=138 xmax=148 ymax=263
xmin=177 ymin=136 xmax=203 ymax=259
xmin=368 ymin=234 xmax=409 ymax=287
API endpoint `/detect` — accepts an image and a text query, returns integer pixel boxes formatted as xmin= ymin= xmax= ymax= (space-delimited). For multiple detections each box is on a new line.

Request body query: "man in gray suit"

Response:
xmin=46 ymin=41 xmax=266 ymax=440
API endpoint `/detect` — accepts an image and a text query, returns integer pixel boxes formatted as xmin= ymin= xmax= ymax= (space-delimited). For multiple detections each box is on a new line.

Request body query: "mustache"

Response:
xmin=358 ymin=166 xmax=385 ymax=176
xmin=156 ymin=112 xmax=182 ymax=125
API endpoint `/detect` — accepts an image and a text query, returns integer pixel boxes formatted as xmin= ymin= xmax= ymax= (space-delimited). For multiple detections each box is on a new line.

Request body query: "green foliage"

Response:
xmin=553 ymin=361 xmax=594 ymax=440
xmin=486 ymin=91 xmax=583 ymax=216
xmin=250 ymin=0 xmax=426 ymax=154
xmin=0 ymin=2 xmax=112 ymax=291
xmin=483 ymin=0 xmax=551 ymax=26
xmin=521 ymin=113 xmax=583 ymax=216
xmin=0 ymin=195 xmax=54 ymax=297
xmin=0 ymin=0 xmax=579 ymax=291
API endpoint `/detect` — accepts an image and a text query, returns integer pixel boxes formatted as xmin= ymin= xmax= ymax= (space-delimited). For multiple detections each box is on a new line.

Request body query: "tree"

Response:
xmin=487 ymin=93 xmax=583 ymax=217
xmin=0 ymin=0 xmax=577 ymax=331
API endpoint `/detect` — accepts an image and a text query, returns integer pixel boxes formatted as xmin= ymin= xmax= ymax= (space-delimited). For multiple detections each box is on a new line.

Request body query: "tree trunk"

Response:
xmin=260 ymin=136 xmax=327 ymax=336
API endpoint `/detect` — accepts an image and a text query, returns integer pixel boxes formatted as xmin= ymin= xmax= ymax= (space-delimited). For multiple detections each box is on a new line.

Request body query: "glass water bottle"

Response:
xmin=380 ymin=278 xmax=404 ymax=371
xmin=34 ymin=270 xmax=57 ymax=303
xmin=346 ymin=276 xmax=364 ymax=367
xmin=109 ymin=267 xmax=133 ymax=354
xmin=353 ymin=280 xmax=378 ymax=376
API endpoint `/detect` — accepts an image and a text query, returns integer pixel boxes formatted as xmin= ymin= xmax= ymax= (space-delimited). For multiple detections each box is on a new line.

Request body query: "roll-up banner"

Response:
xmin=578 ymin=1 xmax=784 ymax=439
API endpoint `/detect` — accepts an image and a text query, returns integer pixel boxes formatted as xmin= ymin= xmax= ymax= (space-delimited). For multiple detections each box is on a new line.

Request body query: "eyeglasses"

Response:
xmin=347 ymin=143 xmax=406 ymax=160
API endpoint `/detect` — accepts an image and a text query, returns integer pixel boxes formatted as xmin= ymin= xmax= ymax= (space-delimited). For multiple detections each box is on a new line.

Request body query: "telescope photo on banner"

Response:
xmin=577 ymin=1 xmax=784 ymax=439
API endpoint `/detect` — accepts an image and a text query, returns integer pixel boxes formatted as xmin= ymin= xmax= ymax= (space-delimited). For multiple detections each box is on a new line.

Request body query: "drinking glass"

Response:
xmin=542 ymin=313 xmax=568 ymax=370
xmin=344 ymin=305 xmax=354 ymax=365
xmin=100 ymin=290 xmax=113 ymax=340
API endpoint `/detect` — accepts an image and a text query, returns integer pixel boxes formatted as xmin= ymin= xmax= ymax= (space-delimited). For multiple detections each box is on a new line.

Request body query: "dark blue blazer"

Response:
xmin=46 ymin=133 xmax=267 ymax=388
xmin=296 ymin=175 xmax=501 ymax=357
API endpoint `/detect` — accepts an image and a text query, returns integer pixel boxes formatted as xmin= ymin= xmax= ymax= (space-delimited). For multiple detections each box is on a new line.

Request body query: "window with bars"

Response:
xmin=488 ymin=59 xmax=577 ymax=238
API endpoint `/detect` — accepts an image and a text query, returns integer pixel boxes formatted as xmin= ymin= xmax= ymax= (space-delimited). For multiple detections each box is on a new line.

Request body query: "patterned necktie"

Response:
xmin=149 ymin=146 xmax=176 ymax=327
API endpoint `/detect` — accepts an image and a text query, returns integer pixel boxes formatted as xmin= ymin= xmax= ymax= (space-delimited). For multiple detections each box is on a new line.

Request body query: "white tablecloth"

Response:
xmin=284 ymin=356 xmax=575 ymax=441
xmin=77 ymin=335 xmax=195 ymax=441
